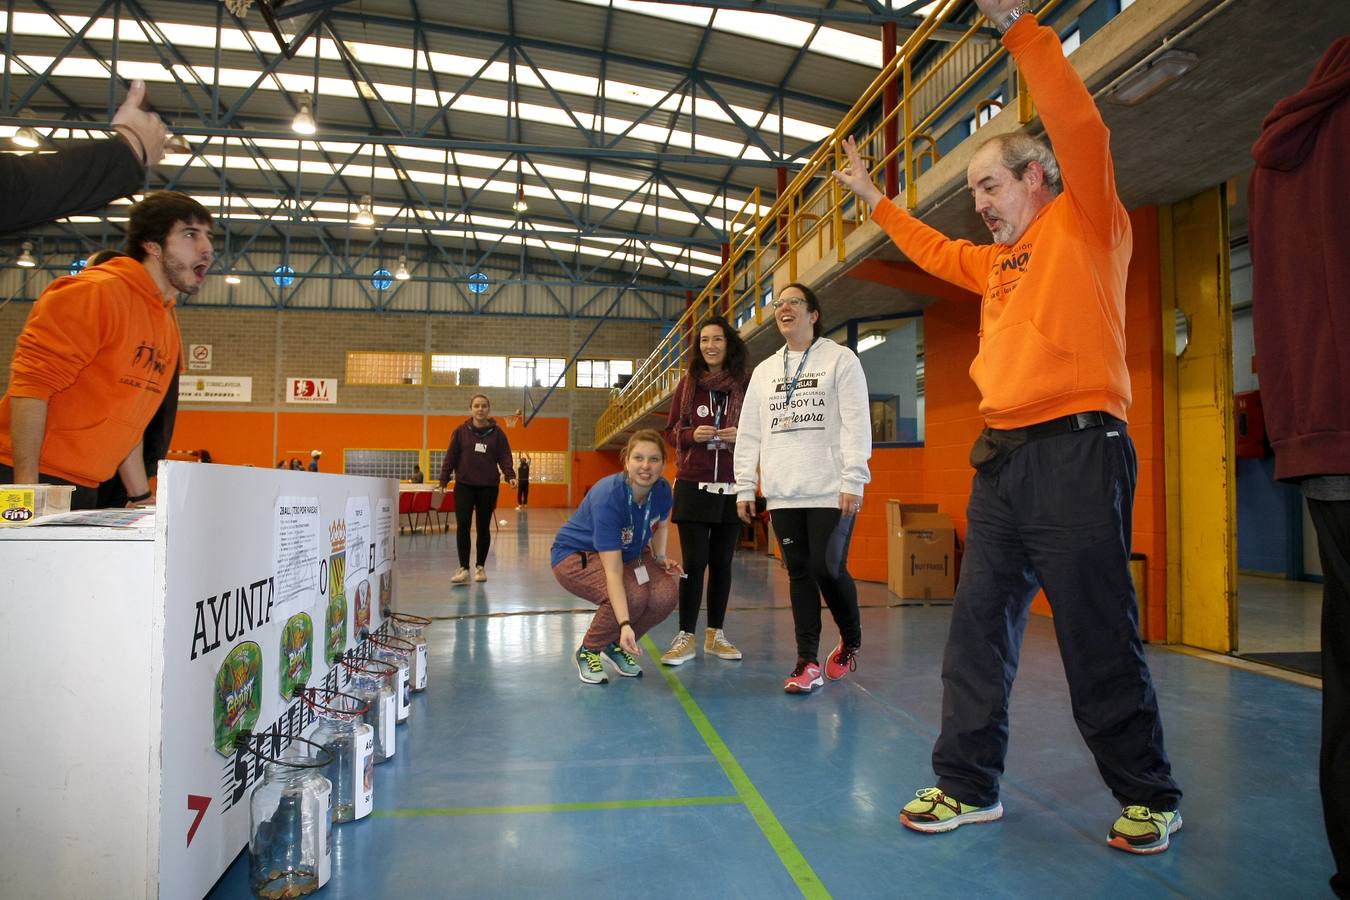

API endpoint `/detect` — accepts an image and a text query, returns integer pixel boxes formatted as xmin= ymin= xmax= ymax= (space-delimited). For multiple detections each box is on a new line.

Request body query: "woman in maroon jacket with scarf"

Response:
xmin=660 ymin=315 xmax=749 ymax=665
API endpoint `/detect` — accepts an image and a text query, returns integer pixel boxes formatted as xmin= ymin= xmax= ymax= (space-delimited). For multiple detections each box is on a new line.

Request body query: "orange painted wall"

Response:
xmin=849 ymin=206 xmax=1168 ymax=641
xmin=171 ymin=410 xmax=576 ymax=506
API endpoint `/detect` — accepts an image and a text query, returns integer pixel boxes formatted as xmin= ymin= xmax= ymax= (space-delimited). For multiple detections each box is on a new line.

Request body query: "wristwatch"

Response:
xmin=996 ymin=2 xmax=1032 ymax=33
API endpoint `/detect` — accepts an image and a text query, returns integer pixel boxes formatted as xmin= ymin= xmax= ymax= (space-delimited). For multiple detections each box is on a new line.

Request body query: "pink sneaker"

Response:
xmin=824 ymin=640 xmax=859 ymax=681
xmin=784 ymin=660 xmax=823 ymax=693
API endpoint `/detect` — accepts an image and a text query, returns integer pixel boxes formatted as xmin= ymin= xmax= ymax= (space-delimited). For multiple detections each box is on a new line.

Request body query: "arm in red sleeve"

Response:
xmin=663 ymin=378 xmax=694 ymax=451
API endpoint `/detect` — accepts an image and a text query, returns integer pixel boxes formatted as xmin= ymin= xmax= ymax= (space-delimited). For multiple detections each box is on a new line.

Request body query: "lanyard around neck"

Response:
xmin=709 ymin=389 xmax=728 ymax=430
xmin=782 ymin=341 xmax=813 ymax=409
xmin=624 ymin=479 xmax=652 ymax=544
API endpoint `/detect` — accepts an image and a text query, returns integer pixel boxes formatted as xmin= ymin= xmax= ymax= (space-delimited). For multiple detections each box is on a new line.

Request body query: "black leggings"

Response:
xmin=769 ymin=507 xmax=861 ymax=662
xmin=676 ymin=519 xmax=741 ymax=632
xmin=454 ymin=483 xmax=500 ymax=568
xmin=517 ymin=481 xmax=529 ymax=505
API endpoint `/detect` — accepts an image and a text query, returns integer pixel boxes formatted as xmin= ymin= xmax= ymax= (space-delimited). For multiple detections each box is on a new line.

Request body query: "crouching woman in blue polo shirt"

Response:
xmin=552 ymin=429 xmax=685 ymax=684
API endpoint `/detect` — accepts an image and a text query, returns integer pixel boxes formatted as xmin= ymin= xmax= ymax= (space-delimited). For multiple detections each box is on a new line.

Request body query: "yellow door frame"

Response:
xmin=1160 ymin=184 xmax=1237 ymax=651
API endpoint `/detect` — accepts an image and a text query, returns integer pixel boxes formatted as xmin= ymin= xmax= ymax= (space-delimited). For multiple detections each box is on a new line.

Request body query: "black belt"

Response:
xmin=992 ymin=411 xmax=1122 ymax=442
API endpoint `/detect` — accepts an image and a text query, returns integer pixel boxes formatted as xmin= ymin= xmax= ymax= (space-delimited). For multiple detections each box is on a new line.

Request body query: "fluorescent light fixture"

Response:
xmin=512 ymin=188 xmax=529 ymax=215
xmin=16 ymin=241 xmax=38 ymax=268
xmin=353 ymin=194 xmax=375 ymax=226
xmin=13 ymin=125 xmax=43 ymax=148
xmin=394 ymin=256 xmax=411 ymax=280
xmin=292 ymin=91 xmax=317 ymax=135
xmin=857 ymin=331 xmax=887 ymax=353
xmin=1109 ymin=50 xmax=1198 ymax=106
xmin=225 ymin=272 xmax=242 ymax=284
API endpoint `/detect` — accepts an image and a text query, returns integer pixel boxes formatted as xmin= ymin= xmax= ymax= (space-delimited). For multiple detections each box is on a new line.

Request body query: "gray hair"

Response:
xmin=981 ymin=133 xmax=1062 ymax=194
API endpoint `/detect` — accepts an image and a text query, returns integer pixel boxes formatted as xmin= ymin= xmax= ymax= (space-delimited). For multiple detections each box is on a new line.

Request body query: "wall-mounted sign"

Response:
xmin=287 ymin=378 xmax=337 ymax=404
xmin=180 ymin=376 xmax=252 ymax=403
xmin=188 ymin=343 xmax=213 ymax=371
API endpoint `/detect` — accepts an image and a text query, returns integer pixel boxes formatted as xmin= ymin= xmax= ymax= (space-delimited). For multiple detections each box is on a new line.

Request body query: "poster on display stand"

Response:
xmin=156 ymin=462 xmax=398 ymax=899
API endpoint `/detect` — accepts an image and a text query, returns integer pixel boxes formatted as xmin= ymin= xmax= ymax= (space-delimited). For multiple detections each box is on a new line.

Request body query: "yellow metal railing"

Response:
xmin=595 ymin=0 xmax=1062 ymax=447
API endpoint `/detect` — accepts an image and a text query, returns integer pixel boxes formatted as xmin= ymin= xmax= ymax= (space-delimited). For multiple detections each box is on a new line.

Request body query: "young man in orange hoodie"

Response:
xmin=835 ymin=0 xmax=1181 ymax=854
xmin=0 ymin=191 xmax=214 ymax=509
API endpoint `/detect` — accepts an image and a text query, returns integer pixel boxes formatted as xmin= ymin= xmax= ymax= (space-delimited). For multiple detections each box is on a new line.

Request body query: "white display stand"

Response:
xmin=0 ymin=463 xmax=398 ymax=899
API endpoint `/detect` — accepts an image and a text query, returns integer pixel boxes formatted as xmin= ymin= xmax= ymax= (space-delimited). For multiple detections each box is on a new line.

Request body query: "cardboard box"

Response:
xmin=887 ymin=501 xmax=955 ymax=600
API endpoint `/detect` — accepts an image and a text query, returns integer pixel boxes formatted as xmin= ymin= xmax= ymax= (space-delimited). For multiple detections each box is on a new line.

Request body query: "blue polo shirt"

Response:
xmin=551 ymin=473 xmax=673 ymax=567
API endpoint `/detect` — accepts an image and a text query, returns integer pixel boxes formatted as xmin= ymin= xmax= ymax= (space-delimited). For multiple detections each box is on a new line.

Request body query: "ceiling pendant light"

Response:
xmin=225 ymin=272 xmax=242 ymax=285
xmin=353 ymin=194 xmax=375 ymax=227
xmin=394 ymin=256 xmax=411 ymax=281
xmin=512 ymin=186 xmax=529 ymax=215
xmin=292 ymin=91 xmax=317 ymax=135
xmin=13 ymin=126 xmax=43 ymax=149
xmin=16 ymin=241 xmax=38 ymax=268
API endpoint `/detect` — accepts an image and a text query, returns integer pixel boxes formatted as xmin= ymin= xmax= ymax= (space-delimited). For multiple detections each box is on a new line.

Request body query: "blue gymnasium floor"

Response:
xmin=207 ymin=509 xmax=1334 ymax=899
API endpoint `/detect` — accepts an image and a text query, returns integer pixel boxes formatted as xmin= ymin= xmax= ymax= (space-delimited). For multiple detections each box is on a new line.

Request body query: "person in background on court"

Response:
xmin=734 ymin=284 xmax=871 ymax=694
xmin=308 ymin=449 xmax=321 ymax=472
xmin=438 ymin=393 xmax=516 ymax=585
xmin=1 ymin=80 xmax=166 ymax=235
xmin=411 ymin=464 xmax=425 ymax=484
xmin=833 ymin=0 xmax=1181 ymax=854
xmin=86 ymin=248 xmax=180 ymax=509
xmin=515 ymin=454 xmax=530 ymax=509
xmin=661 ymin=314 xmax=749 ymax=666
xmin=1249 ymin=35 xmax=1350 ymax=898
xmin=289 ymin=458 xmax=303 ymax=471
xmin=0 ymin=192 xmax=211 ymax=509
xmin=551 ymin=430 xmax=683 ymax=684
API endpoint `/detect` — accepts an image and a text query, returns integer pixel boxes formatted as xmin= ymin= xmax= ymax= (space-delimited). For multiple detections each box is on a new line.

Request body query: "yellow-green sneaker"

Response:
xmin=574 ymin=647 xmax=608 ymax=685
xmin=899 ymin=787 xmax=1003 ymax=833
xmin=602 ymin=642 xmax=643 ymax=678
xmin=1108 ymin=806 xmax=1182 ymax=854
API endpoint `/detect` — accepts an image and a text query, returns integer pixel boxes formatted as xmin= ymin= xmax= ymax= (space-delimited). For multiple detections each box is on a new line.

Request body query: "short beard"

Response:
xmin=987 ymin=220 xmax=1015 ymax=244
xmin=164 ymin=254 xmax=201 ymax=296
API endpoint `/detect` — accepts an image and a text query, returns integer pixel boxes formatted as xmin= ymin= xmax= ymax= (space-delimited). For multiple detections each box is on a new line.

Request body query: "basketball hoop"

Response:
xmin=504 ymin=409 xmax=522 ymax=428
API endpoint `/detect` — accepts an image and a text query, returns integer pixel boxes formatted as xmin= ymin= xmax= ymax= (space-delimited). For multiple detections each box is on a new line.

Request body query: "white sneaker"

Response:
xmin=474 ymin=565 xmax=487 ymax=582
xmin=661 ymin=631 xmax=696 ymax=666
xmin=450 ymin=567 xmax=470 ymax=585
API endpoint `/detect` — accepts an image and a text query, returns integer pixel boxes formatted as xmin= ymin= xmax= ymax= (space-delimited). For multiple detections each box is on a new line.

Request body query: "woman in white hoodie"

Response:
xmin=735 ymin=282 xmax=872 ymax=694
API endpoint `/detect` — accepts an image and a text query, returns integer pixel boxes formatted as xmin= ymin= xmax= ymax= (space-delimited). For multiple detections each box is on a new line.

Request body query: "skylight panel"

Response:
xmin=3 ymin=13 xmax=836 ymax=147
xmin=565 ymin=0 xmax=884 ymax=66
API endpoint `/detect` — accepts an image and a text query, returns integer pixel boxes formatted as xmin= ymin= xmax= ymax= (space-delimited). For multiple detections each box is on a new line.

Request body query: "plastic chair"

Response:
xmin=410 ymin=490 xmax=433 ymax=533
xmin=434 ymin=491 xmax=455 ymax=532
xmin=398 ymin=491 xmax=415 ymax=532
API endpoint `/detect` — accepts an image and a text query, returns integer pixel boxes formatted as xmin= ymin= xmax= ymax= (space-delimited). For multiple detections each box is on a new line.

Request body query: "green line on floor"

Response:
xmin=642 ymin=635 xmax=830 ymax=900
xmin=373 ymin=795 xmax=742 ymax=818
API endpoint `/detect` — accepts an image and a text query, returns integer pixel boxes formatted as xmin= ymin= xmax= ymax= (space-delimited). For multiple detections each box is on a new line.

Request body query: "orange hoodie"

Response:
xmin=0 ymin=256 xmax=181 ymax=486
xmin=871 ymin=14 xmax=1132 ymax=429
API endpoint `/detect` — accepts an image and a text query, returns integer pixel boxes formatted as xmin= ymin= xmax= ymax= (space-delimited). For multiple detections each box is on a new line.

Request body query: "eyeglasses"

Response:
xmin=770 ymin=297 xmax=807 ymax=310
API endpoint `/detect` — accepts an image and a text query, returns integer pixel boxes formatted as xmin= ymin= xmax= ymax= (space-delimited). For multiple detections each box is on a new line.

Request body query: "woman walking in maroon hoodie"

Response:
xmin=439 ymin=394 xmax=517 ymax=584
xmin=660 ymin=315 xmax=750 ymax=665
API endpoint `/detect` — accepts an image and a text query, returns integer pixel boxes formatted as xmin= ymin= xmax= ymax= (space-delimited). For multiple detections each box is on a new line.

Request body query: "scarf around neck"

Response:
xmin=681 ymin=367 xmax=746 ymax=430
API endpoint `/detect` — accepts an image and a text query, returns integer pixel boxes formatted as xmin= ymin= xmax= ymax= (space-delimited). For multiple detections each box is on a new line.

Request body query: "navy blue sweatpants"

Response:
xmin=932 ymin=421 xmax=1181 ymax=811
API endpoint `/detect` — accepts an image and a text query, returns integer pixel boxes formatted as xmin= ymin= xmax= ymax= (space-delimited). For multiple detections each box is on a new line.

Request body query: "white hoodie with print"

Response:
xmin=734 ymin=336 xmax=872 ymax=510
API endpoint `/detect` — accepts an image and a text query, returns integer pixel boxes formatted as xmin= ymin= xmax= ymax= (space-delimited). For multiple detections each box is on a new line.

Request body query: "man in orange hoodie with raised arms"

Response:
xmin=0 ymin=191 xmax=214 ymax=509
xmin=834 ymin=0 xmax=1181 ymax=854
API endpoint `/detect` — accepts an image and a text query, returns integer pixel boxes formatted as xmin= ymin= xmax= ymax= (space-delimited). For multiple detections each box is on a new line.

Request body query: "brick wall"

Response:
xmin=1 ymin=303 xmax=659 ymax=447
